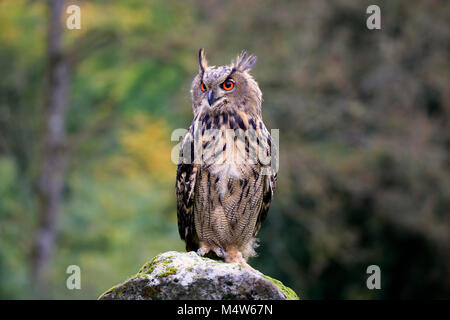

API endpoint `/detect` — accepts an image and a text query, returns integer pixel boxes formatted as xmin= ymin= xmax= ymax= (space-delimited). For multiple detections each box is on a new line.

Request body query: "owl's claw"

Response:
xmin=198 ymin=246 xmax=226 ymax=260
xmin=213 ymin=247 xmax=226 ymax=260
xmin=197 ymin=246 xmax=210 ymax=257
xmin=219 ymin=248 xmax=226 ymax=260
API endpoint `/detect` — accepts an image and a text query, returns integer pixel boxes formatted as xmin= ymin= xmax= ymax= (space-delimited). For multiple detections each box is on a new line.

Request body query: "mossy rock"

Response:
xmin=99 ymin=251 xmax=299 ymax=300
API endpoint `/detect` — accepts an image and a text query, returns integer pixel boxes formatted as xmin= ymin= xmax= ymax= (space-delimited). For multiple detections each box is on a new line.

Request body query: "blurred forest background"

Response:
xmin=0 ymin=0 xmax=449 ymax=299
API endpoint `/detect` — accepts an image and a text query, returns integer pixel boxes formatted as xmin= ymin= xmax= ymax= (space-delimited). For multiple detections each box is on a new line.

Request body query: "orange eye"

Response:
xmin=200 ymin=82 xmax=207 ymax=92
xmin=222 ymin=79 xmax=235 ymax=91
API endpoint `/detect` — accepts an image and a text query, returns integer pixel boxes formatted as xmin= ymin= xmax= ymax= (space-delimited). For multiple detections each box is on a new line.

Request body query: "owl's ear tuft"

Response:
xmin=198 ymin=48 xmax=208 ymax=74
xmin=233 ymin=51 xmax=257 ymax=72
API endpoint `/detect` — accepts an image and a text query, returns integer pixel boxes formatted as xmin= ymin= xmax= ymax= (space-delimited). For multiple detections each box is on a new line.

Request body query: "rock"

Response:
xmin=99 ymin=251 xmax=299 ymax=300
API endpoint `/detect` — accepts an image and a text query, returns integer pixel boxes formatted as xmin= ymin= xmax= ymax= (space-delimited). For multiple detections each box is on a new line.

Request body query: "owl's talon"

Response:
xmin=212 ymin=247 xmax=226 ymax=260
xmin=197 ymin=245 xmax=210 ymax=256
xmin=219 ymin=248 xmax=226 ymax=260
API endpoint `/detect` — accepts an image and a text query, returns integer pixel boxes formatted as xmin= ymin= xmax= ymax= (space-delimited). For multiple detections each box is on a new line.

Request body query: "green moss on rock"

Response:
xmin=98 ymin=284 xmax=119 ymax=300
xmin=156 ymin=266 xmax=178 ymax=278
xmin=138 ymin=256 xmax=160 ymax=274
xmin=263 ymin=275 xmax=299 ymax=300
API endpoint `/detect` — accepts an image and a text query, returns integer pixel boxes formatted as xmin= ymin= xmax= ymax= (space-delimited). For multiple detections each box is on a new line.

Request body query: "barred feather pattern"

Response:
xmin=176 ymin=108 xmax=276 ymax=259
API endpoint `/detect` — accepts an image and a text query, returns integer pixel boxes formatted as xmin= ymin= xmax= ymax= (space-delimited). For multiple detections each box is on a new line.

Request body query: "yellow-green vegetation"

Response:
xmin=98 ymin=285 xmax=117 ymax=300
xmin=138 ymin=256 xmax=161 ymax=274
xmin=263 ymin=276 xmax=299 ymax=300
xmin=156 ymin=266 xmax=178 ymax=278
xmin=138 ymin=255 xmax=178 ymax=277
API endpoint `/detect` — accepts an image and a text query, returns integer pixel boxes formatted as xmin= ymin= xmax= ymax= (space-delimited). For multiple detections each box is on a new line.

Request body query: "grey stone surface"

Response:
xmin=99 ymin=251 xmax=299 ymax=300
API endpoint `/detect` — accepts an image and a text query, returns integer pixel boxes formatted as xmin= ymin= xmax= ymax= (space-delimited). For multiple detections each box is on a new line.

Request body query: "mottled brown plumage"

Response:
xmin=176 ymin=49 xmax=277 ymax=267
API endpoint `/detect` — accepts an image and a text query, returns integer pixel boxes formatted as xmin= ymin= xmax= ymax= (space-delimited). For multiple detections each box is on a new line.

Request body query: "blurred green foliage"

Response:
xmin=0 ymin=0 xmax=449 ymax=299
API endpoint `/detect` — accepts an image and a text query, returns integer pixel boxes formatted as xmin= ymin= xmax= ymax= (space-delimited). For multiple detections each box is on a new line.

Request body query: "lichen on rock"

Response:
xmin=99 ymin=251 xmax=299 ymax=300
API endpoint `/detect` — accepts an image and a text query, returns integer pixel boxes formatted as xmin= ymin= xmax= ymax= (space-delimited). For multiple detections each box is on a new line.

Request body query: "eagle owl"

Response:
xmin=176 ymin=49 xmax=277 ymax=267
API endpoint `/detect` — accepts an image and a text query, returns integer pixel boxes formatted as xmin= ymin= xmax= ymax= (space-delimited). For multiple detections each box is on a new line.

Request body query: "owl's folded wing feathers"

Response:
xmin=176 ymin=133 xmax=199 ymax=252
xmin=253 ymin=128 xmax=277 ymax=236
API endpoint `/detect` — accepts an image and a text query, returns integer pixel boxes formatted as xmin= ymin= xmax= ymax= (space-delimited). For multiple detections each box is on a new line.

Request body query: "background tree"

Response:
xmin=32 ymin=0 xmax=68 ymax=296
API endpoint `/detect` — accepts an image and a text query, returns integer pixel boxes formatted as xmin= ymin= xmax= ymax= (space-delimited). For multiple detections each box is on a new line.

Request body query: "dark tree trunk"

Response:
xmin=32 ymin=0 xmax=68 ymax=298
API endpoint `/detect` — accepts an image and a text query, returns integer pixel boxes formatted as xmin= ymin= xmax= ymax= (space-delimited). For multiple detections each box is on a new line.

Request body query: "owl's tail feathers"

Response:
xmin=242 ymin=237 xmax=259 ymax=260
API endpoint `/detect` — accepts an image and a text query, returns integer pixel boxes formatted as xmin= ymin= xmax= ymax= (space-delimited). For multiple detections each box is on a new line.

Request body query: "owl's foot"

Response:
xmin=197 ymin=242 xmax=226 ymax=261
xmin=214 ymin=247 xmax=226 ymax=260
xmin=196 ymin=246 xmax=210 ymax=257
xmin=224 ymin=246 xmax=258 ymax=272
xmin=224 ymin=246 xmax=242 ymax=263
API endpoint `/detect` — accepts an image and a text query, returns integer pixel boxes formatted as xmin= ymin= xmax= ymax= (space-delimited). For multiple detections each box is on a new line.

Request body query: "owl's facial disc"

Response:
xmin=195 ymin=65 xmax=241 ymax=109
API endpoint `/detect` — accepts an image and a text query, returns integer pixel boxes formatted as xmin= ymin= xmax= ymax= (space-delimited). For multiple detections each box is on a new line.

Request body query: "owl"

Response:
xmin=176 ymin=49 xmax=277 ymax=268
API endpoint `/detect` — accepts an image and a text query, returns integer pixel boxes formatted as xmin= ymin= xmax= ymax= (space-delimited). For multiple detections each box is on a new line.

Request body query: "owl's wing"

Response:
xmin=176 ymin=131 xmax=199 ymax=252
xmin=253 ymin=128 xmax=278 ymax=236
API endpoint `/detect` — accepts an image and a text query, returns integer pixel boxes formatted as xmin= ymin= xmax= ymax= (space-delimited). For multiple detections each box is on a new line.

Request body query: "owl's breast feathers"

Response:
xmin=176 ymin=109 xmax=277 ymax=251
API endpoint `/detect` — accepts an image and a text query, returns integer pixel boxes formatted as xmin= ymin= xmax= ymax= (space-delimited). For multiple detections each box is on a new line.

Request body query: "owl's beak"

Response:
xmin=207 ymin=90 xmax=218 ymax=106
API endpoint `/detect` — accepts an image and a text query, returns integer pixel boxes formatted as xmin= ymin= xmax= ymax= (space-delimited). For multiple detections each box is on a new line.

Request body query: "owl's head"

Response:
xmin=190 ymin=49 xmax=262 ymax=116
